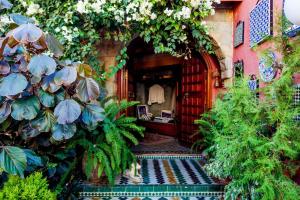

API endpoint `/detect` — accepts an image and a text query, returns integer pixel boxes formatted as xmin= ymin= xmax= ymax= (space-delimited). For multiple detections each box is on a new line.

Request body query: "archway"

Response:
xmin=117 ymin=37 xmax=221 ymax=147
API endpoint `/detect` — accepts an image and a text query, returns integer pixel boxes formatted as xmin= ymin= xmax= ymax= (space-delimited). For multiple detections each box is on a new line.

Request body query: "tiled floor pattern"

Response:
xmin=115 ymin=159 xmax=214 ymax=185
xmin=79 ymin=156 xmax=224 ymax=199
xmin=83 ymin=197 xmax=218 ymax=200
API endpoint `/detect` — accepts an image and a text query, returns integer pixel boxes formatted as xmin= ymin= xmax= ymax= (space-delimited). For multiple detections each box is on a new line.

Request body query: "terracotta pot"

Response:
xmin=82 ymin=152 xmax=107 ymax=184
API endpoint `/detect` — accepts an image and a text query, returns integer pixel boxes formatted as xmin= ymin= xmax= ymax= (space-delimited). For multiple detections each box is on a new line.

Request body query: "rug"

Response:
xmin=140 ymin=133 xmax=175 ymax=146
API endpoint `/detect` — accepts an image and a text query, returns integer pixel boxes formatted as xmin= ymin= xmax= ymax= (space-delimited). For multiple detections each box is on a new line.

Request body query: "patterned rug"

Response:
xmin=79 ymin=155 xmax=224 ymax=199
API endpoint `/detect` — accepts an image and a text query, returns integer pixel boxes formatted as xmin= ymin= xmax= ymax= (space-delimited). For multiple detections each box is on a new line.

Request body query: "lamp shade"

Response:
xmin=284 ymin=0 xmax=300 ymax=25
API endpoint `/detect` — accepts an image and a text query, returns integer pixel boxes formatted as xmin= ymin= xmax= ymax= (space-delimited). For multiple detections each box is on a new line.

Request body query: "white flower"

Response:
xmin=55 ymin=27 xmax=61 ymax=32
xmin=150 ymin=13 xmax=157 ymax=20
xmin=210 ymin=9 xmax=215 ymax=15
xmin=201 ymin=21 xmax=207 ymax=25
xmin=181 ymin=6 xmax=191 ymax=19
xmin=0 ymin=15 xmax=12 ymax=24
xmin=190 ymin=0 xmax=201 ymax=8
xmin=214 ymin=0 xmax=221 ymax=4
xmin=91 ymin=0 xmax=106 ymax=13
xmin=182 ymin=25 xmax=186 ymax=29
xmin=164 ymin=8 xmax=173 ymax=16
xmin=76 ymin=0 xmax=90 ymax=14
xmin=206 ymin=0 xmax=213 ymax=9
xmin=26 ymin=3 xmax=43 ymax=16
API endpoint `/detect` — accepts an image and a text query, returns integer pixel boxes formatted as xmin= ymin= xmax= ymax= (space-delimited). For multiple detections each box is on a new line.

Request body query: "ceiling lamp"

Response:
xmin=284 ymin=0 xmax=300 ymax=25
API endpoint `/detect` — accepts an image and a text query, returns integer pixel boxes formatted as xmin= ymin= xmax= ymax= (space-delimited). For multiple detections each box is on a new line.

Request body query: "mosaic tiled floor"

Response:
xmin=79 ymin=155 xmax=224 ymax=199
xmin=83 ymin=197 xmax=219 ymax=200
xmin=115 ymin=158 xmax=214 ymax=185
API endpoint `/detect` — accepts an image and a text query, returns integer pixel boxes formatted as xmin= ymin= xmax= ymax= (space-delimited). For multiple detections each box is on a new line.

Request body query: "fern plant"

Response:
xmin=70 ymin=99 xmax=144 ymax=184
xmin=194 ymin=17 xmax=300 ymax=199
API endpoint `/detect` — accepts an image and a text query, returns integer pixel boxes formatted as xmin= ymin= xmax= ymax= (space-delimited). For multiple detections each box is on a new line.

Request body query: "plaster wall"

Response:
xmin=233 ymin=0 xmax=285 ymax=82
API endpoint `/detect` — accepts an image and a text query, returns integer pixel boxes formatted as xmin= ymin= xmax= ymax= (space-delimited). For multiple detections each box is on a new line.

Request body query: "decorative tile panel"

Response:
xmin=234 ymin=21 xmax=244 ymax=48
xmin=250 ymin=0 xmax=273 ymax=47
xmin=294 ymin=84 xmax=300 ymax=121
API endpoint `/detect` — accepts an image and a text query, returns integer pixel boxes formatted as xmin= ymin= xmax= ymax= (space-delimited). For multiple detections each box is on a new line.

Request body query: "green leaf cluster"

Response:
xmin=71 ymin=99 xmax=145 ymax=184
xmin=196 ymin=37 xmax=300 ymax=199
xmin=0 ymin=172 xmax=56 ymax=200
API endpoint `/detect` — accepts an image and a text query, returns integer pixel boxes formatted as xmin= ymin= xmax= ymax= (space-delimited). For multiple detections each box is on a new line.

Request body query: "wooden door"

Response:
xmin=179 ymin=57 xmax=207 ymax=145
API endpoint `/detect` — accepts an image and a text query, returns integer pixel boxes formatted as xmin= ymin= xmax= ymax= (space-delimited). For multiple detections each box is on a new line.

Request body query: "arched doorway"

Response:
xmin=117 ymin=38 xmax=220 ymax=146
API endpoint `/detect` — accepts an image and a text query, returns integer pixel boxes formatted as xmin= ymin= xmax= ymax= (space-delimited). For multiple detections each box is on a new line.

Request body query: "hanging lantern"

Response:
xmin=284 ymin=0 xmax=300 ymax=25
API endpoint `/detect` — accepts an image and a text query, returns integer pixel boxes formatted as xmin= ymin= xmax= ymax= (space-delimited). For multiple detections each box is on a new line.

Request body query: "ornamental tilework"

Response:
xmin=115 ymin=159 xmax=215 ymax=185
xmin=79 ymin=156 xmax=224 ymax=199
xmin=250 ymin=0 xmax=273 ymax=47
xmin=294 ymin=84 xmax=300 ymax=121
xmin=234 ymin=21 xmax=244 ymax=48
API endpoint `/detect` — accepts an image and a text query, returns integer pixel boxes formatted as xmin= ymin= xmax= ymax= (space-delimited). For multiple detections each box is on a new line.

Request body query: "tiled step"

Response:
xmin=78 ymin=155 xmax=224 ymax=199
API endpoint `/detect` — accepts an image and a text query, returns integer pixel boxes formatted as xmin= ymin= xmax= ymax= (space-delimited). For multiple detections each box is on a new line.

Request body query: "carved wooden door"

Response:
xmin=179 ymin=57 xmax=207 ymax=145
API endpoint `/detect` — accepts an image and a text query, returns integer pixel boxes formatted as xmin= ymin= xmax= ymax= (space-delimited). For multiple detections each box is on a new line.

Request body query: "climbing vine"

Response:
xmin=1 ymin=0 xmax=219 ymax=79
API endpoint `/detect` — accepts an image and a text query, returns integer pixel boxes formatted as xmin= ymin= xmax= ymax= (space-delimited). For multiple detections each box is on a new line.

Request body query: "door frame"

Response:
xmin=117 ymin=52 xmax=219 ymax=110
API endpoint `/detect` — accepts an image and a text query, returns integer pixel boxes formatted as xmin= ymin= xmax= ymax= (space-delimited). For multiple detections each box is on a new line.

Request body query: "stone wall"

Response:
xmin=205 ymin=9 xmax=234 ymax=87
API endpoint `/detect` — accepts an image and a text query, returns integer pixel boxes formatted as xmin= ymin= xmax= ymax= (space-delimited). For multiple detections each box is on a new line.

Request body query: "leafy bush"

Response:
xmin=0 ymin=172 xmax=56 ymax=200
xmin=0 ymin=4 xmax=144 ymax=193
xmin=71 ymin=99 xmax=144 ymax=184
xmin=194 ymin=18 xmax=300 ymax=200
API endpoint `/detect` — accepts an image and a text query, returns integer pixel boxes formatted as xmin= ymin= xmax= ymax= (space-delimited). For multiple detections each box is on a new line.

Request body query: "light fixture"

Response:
xmin=284 ymin=0 xmax=300 ymax=26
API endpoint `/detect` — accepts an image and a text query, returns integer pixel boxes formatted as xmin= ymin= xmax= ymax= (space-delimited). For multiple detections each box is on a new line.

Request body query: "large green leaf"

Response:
xmin=45 ymin=33 xmax=64 ymax=58
xmin=0 ymin=61 xmax=10 ymax=74
xmin=0 ymin=146 xmax=27 ymax=177
xmin=54 ymin=66 xmax=77 ymax=86
xmin=0 ymin=73 xmax=28 ymax=96
xmin=28 ymin=54 xmax=57 ymax=78
xmin=10 ymin=23 xmax=43 ymax=44
xmin=51 ymin=123 xmax=76 ymax=141
xmin=42 ymin=72 xmax=61 ymax=93
xmin=54 ymin=99 xmax=81 ymax=124
xmin=30 ymin=110 xmax=55 ymax=132
xmin=76 ymin=78 xmax=100 ymax=102
xmin=38 ymin=89 xmax=55 ymax=107
xmin=0 ymin=101 xmax=11 ymax=123
xmin=82 ymin=104 xmax=105 ymax=127
xmin=11 ymin=96 xmax=40 ymax=120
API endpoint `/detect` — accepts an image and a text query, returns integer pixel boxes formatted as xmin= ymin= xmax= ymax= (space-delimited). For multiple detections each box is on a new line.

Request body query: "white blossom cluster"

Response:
xmin=75 ymin=0 xmax=220 ymax=23
xmin=55 ymin=26 xmax=80 ymax=42
xmin=0 ymin=15 xmax=12 ymax=32
xmin=25 ymin=3 xmax=44 ymax=16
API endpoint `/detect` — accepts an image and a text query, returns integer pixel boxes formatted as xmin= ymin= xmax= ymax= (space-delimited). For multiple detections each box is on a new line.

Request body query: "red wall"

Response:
xmin=233 ymin=0 xmax=284 ymax=82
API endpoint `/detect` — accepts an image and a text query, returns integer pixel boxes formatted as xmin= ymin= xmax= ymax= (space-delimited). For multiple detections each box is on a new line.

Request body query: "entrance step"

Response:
xmin=78 ymin=155 xmax=224 ymax=199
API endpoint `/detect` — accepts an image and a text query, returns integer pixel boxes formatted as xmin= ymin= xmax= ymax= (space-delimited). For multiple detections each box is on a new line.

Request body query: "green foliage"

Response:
xmin=194 ymin=18 xmax=300 ymax=200
xmin=0 ymin=172 xmax=56 ymax=200
xmin=2 ymin=0 xmax=218 ymax=80
xmin=71 ymin=99 xmax=145 ymax=184
xmin=0 ymin=10 xmax=143 ymax=193
xmin=197 ymin=78 xmax=300 ymax=200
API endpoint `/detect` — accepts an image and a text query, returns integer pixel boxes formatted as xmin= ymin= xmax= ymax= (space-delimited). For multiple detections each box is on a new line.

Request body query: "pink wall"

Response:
xmin=233 ymin=0 xmax=284 ymax=82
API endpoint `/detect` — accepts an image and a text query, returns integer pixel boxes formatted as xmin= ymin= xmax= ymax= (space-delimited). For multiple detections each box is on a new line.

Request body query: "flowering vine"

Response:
xmin=2 ymin=0 xmax=220 ymax=80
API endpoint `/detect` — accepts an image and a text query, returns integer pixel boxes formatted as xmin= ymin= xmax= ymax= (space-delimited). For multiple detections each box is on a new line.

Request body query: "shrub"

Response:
xmin=0 ymin=172 xmax=56 ymax=200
